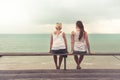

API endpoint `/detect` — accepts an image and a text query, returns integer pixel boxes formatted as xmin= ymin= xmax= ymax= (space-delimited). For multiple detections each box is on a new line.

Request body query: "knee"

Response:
xmin=74 ymin=55 xmax=78 ymax=58
xmin=80 ymin=55 xmax=84 ymax=59
xmin=59 ymin=55 xmax=63 ymax=58
xmin=53 ymin=55 xmax=57 ymax=58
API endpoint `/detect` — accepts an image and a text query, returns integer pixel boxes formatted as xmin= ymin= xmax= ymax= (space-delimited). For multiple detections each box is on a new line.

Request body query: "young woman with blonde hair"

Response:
xmin=50 ymin=23 xmax=68 ymax=69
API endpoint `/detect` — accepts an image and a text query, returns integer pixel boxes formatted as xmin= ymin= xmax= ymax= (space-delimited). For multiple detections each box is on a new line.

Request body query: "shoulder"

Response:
xmin=62 ymin=32 xmax=66 ymax=36
xmin=84 ymin=31 xmax=88 ymax=37
xmin=54 ymin=31 xmax=56 ymax=34
xmin=71 ymin=31 xmax=75 ymax=35
xmin=50 ymin=31 xmax=55 ymax=36
xmin=50 ymin=33 xmax=53 ymax=38
xmin=51 ymin=31 xmax=56 ymax=35
xmin=84 ymin=31 xmax=88 ymax=35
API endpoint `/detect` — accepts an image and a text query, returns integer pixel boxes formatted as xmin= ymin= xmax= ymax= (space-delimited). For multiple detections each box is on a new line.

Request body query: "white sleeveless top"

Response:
xmin=52 ymin=32 xmax=66 ymax=50
xmin=74 ymin=31 xmax=87 ymax=52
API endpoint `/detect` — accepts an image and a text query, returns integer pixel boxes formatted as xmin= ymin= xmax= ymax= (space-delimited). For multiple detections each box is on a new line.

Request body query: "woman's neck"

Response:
xmin=76 ymin=29 xmax=80 ymax=32
xmin=55 ymin=30 xmax=61 ymax=35
xmin=56 ymin=30 xmax=61 ymax=32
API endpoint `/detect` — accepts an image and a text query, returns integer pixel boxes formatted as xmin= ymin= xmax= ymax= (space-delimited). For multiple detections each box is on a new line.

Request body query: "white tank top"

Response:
xmin=52 ymin=32 xmax=66 ymax=50
xmin=74 ymin=31 xmax=87 ymax=52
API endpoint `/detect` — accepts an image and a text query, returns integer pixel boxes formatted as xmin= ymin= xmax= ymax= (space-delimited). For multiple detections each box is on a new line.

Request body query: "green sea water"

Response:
xmin=0 ymin=34 xmax=120 ymax=53
xmin=0 ymin=34 xmax=120 ymax=69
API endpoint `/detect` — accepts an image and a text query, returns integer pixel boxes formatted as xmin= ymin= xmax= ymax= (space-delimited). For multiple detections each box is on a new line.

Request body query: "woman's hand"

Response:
xmin=88 ymin=50 xmax=91 ymax=54
xmin=49 ymin=50 xmax=52 ymax=53
xmin=70 ymin=50 xmax=74 ymax=54
xmin=90 ymin=52 xmax=96 ymax=54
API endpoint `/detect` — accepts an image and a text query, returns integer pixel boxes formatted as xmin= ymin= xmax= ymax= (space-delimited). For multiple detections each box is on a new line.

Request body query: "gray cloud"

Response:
xmin=23 ymin=0 xmax=120 ymax=24
xmin=0 ymin=0 xmax=120 ymax=33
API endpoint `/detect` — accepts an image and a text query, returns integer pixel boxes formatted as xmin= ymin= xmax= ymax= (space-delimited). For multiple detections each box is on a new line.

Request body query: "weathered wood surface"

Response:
xmin=0 ymin=52 xmax=120 ymax=56
xmin=0 ymin=69 xmax=120 ymax=80
xmin=0 ymin=53 xmax=120 ymax=80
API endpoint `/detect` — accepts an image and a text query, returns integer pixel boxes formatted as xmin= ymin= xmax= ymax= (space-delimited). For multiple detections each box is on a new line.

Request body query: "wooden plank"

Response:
xmin=0 ymin=72 xmax=120 ymax=78
xmin=10 ymin=78 xmax=98 ymax=80
xmin=0 ymin=52 xmax=120 ymax=56
xmin=8 ymin=78 xmax=116 ymax=80
xmin=0 ymin=71 xmax=120 ymax=79
xmin=10 ymin=78 xmax=120 ymax=80
xmin=0 ymin=69 xmax=120 ymax=80
xmin=1 ymin=69 xmax=120 ymax=74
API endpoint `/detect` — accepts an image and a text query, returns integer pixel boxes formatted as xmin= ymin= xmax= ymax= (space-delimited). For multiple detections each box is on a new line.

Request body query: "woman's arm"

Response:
xmin=71 ymin=31 xmax=75 ymax=53
xmin=63 ymin=32 xmax=68 ymax=52
xmin=49 ymin=34 xmax=53 ymax=53
xmin=85 ymin=32 xmax=91 ymax=54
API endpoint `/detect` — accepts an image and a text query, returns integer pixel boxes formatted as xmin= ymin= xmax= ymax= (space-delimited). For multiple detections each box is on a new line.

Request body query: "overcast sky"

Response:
xmin=0 ymin=0 xmax=120 ymax=34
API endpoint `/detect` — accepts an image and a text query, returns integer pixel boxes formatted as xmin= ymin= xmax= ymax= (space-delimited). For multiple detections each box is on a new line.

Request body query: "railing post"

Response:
xmin=64 ymin=57 xmax=66 ymax=70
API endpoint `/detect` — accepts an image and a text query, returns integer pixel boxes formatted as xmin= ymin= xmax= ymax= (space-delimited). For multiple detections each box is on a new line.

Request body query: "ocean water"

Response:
xmin=0 ymin=34 xmax=120 ymax=70
xmin=0 ymin=34 xmax=120 ymax=53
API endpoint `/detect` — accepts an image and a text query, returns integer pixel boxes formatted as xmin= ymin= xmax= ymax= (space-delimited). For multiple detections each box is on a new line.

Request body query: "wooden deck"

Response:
xmin=0 ymin=52 xmax=120 ymax=79
xmin=0 ymin=69 xmax=120 ymax=80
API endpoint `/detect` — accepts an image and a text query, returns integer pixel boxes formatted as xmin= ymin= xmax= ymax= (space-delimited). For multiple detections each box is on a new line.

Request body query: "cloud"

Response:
xmin=85 ymin=19 xmax=120 ymax=33
xmin=27 ymin=0 xmax=120 ymax=24
xmin=0 ymin=0 xmax=120 ymax=33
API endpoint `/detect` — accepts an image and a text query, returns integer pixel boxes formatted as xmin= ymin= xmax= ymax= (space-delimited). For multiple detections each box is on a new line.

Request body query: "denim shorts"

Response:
xmin=51 ymin=49 xmax=67 ymax=57
xmin=73 ymin=50 xmax=87 ymax=54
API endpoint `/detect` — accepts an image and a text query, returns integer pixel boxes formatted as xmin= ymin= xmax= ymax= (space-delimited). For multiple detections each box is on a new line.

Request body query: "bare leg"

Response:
xmin=74 ymin=55 xmax=79 ymax=69
xmin=78 ymin=55 xmax=84 ymax=69
xmin=53 ymin=55 xmax=58 ymax=69
xmin=58 ymin=55 xmax=64 ymax=69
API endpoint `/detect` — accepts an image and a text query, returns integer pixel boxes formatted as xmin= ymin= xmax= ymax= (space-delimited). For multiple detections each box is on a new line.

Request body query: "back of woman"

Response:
xmin=52 ymin=32 xmax=66 ymax=50
xmin=50 ymin=23 xmax=68 ymax=69
xmin=71 ymin=20 xmax=90 ymax=69
xmin=74 ymin=31 xmax=87 ymax=53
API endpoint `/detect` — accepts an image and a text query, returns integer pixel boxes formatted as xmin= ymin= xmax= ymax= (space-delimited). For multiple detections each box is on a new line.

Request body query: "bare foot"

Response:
xmin=77 ymin=65 xmax=81 ymax=70
xmin=56 ymin=66 xmax=60 ymax=70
